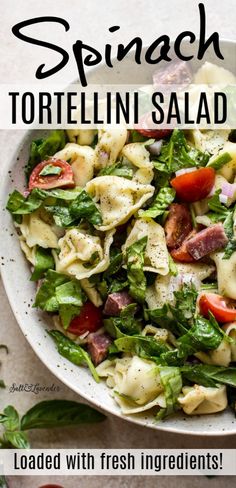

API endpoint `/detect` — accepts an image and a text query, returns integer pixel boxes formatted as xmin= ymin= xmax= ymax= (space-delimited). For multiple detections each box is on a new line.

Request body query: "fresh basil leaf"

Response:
xmin=126 ymin=236 xmax=147 ymax=303
xmin=156 ymin=367 xmax=182 ymax=420
xmin=168 ymin=253 xmax=178 ymax=276
xmin=6 ymin=190 xmax=25 ymax=214
xmin=104 ymin=250 xmax=123 ymax=278
xmin=208 ymin=189 xmax=230 ymax=221
xmin=48 ymin=330 xmax=100 ymax=382
xmin=104 ymin=303 xmax=141 ymax=336
xmin=0 ymin=406 xmax=20 ymax=431
xmin=170 ymin=283 xmax=198 ymax=327
xmin=45 ymin=203 xmax=72 ymax=227
xmin=25 ymin=130 xmax=66 ymax=180
xmin=207 ymin=152 xmax=232 ymax=170
xmin=34 ymin=271 xmax=85 ymax=328
xmin=223 ymin=240 xmax=236 ymax=259
xmin=181 ymin=364 xmax=236 ymax=388
xmin=4 ymin=430 xmax=30 ymax=449
xmin=21 ymin=399 xmax=105 ymax=430
xmin=98 ymin=161 xmax=133 ymax=179
xmin=0 ymin=380 xmax=6 ymax=389
xmin=157 ymin=129 xmax=209 ymax=174
xmin=70 ymin=190 xmax=102 ymax=226
xmin=39 ymin=164 xmax=62 ymax=176
xmin=30 ymin=246 xmax=55 ymax=281
xmin=7 ymin=187 xmax=81 ymax=217
xmin=114 ymin=334 xmax=169 ymax=358
xmin=177 ymin=314 xmax=224 ymax=359
xmin=34 ymin=270 xmax=69 ymax=312
xmin=140 ymin=187 xmax=175 ymax=218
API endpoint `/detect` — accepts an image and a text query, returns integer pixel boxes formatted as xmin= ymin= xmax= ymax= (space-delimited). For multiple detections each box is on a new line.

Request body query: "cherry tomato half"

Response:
xmin=170 ymin=167 xmax=215 ymax=202
xmin=29 ymin=158 xmax=75 ymax=190
xmin=135 ymin=112 xmax=172 ymax=140
xmin=199 ymin=293 xmax=236 ymax=323
xmin=68 ymin=302 xmax=103 ymax=336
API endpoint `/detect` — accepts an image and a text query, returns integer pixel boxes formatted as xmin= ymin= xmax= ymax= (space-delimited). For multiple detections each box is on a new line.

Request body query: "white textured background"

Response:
xmin=0 ymin=0 xmax=236 ymax=486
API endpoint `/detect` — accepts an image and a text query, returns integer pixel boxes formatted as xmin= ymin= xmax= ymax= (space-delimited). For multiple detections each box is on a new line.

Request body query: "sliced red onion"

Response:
xmin=23 ymin=190 xmax=30 ymax=198
xmin=221 ymin=181 xmax=236 ymax=198
xmin=175 ymin=167 xmax=196 ymax=177
xmin=147 ymin=140 xmax=163 ymax=156
xmin=99 ymin=150 xmax=109 ymax=164
xmin=219 ymin=193 xmax=228 ymax=205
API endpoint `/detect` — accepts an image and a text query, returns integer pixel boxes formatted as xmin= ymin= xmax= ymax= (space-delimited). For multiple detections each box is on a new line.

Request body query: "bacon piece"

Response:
xmin=87 ymin=334 xmax=112 ymax=366
xmin=186 ymin=224 xmax=228 ymax=260
xmin=164 ymin=203 xmax=192 ymax=249
xmin=104 ymin=291 xmax=133 ymax=316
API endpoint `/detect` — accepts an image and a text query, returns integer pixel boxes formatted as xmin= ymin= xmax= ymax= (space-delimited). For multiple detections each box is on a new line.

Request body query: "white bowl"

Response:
xmin=1 ymin=40 xmax=236 ymax=435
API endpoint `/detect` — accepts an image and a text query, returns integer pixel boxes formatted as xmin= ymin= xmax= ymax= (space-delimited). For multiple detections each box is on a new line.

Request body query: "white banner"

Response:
xmin=0 ymin=83 xmax=235 ymax=129
xmin=0 ymin=449 xmax=235 ymax=476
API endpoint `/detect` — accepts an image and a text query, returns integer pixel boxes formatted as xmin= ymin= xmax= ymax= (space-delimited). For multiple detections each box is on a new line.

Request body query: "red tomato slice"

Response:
xmin=170 ymin=167 xmax=215 ymax=202
xmin=171 ymin=230 xmax=197 ymax=262
xmin=135 ymin=112 xmax=172 ymax=140
xmin=29 ymin=158 xmax=75 ymax=190
xmin=199 ymin=293 xmax=236 ymax=323
xmin=68 ymin=302 xmax=103 ymax=336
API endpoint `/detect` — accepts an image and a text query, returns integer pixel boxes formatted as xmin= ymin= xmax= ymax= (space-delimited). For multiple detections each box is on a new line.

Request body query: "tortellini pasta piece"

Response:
xmin=123 ymin=217 xmax=169 ymax=275
xmin=211 ymin=251 xmax=236 ymax=299
xmin=121 ymin=142 xmax=154 ymax=184
xmin=80 ymin=278 xmax=103 ymax=307
xmin=19 ymin=210 xmax=58 ymax=249
xmin=66 ymin=129 xmax=96 ymax=146
xmin=97 ymin=356 xmax=165 ymax=414
xmin=54 ymin=143 xmax=95 ymax=187
xmin=178 ymin=384 xmax=227 ymax=415
xmin=222 ymin=322 xmax=236 ymax=362
xmin=53 ymin=227 xmax=114 ymax=280
xmin=95 ymin=126 xmax=127 ymax=168
xmin=196 ymin=339 xmax=231 ymax=367
xmin=86 ymin=176 xmax=154 ymax=231
xmin=19 ymin=237 xmax=36 ymax=265
xmin=188 ymin=129 xmax=230 ymax=158
xmin=146 ymin=262 xmax=215 ymax=309
xmin=217 ymin=142 xmax=236 ymax=181
xmin=194 ymin=62 xmax=236 ymax=84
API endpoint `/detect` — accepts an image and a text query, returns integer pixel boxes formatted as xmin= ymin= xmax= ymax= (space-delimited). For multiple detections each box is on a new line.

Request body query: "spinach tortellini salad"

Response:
xmin=6 ymin=61 xmax=236 ymax=421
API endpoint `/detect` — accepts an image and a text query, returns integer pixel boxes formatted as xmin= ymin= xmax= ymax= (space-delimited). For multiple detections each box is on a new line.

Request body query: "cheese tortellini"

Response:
xmin=211 ymin=251 xmax=236 ymax=299
xmin=123 ymin=217 xmax=169 ymax=275
xmin=54 ymin=143 xmax=96 ymax=187
xmin=95 ymin=126 xmax=127 ymax=168
xmin=66 ymin=129 xmax=96 ymax=146
xmin=86 ymin=176 xmax=154 ymax=231
xmin=53 ymin=228 xmax=114 ymax=280
xmin=178 ymin=384 xmax=227 ymax=415
xmin=121 ymin=142 xmax=154 ymax=184
xmin=19 ymin=210 xmax=58 ymax=250
xmin=97 ymin=356 xmax=165 ymax=414
xmin=146 ymin=262 xmax=215 ymax=309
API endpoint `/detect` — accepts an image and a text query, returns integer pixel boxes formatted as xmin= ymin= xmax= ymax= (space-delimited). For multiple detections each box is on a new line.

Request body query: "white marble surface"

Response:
xmin=0 ymin=0 xmax=236 ymax=486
